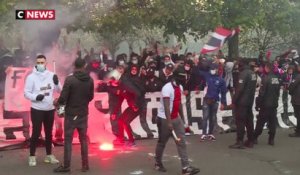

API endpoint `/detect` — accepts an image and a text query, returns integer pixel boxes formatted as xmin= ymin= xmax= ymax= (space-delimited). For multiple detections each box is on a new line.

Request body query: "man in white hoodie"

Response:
xmin=24 ymin=54 xmax=61 ymax=166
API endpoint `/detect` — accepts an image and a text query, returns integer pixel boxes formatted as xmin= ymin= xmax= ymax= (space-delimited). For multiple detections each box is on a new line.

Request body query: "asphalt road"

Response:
xmin=0 ymin=128 xmax=299 ymax=175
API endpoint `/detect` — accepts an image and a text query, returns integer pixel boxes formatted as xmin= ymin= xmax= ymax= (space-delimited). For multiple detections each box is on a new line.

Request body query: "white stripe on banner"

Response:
xmin=211 ymin=32 xmax=228 ymax=40
xmin=202 ymin=45 xmax=219 ymax=50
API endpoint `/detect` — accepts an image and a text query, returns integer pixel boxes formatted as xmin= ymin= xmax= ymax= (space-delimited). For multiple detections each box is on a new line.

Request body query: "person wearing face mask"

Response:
xmin=160 ymin=55 xmax=175 ymax=70
xmin=281 ymin=66 xmax=295 ymax=126
xmin=290 ymin=49 xmax=300 ymax=66
xmin=159 ymin=63 xmax=174 ymax=85
xmin=116 ymin=54 xmax=126 ymax=66
xmin=128 ymin=52 xmax=140 ymax=67
xmin=288 ymin=64 xmax=300 ymax=137
xmin=253 ymin=63 xmax=280 ymax=146
xmin=128 ymin=65 xmax=155 ymax=139
xmin=113 ymin=65 xmax=144 ymax=147
xmin=145 ymin=67 xmax=163 ymax=92
xmin=154 ymin=68 xmax=200 ymax=175
xmin=182 ymin=60 xmax=203 ymax=134
xmin=97 ymin=69 xmax=124 ymax=139
xmin=24 ymin=54 xmax=62 ymax=167
xmin=198 ymin=63 xmax=227 ymax=141
xmin=229 ymin=59 xmax=257 ymax=149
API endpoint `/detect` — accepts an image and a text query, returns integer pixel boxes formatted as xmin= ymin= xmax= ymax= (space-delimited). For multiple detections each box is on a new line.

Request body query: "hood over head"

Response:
xmin=73 ymin=71 xmax=91 ymax=81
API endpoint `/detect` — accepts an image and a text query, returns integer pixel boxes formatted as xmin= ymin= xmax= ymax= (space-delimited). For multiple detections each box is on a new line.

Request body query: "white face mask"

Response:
xmin=132 ymin=60 xmax=138 ymax=64
xmin=184 ymin=66 xmax=191 ymax=71
xmin=165 ymin=61 xmax=171 ymax=65
xmin=210 ymin=69 xmax=217 ymax=75
xmin=119 ymin=60 xmax=125 ymax=65
xmin=36 ymin=64 xmax=46 ymax=72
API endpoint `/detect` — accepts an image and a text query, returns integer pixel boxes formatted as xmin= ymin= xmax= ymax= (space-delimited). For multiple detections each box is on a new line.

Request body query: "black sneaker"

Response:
xmin=81 ymin=165 xmax=89 ymax=172
xmin=154 ymin=162 xmax=167 ymax=172
xmin=53 ymin=165 xmax=70 ymax=173
xmin=289 ymin=132 xmax=300 ymax=137
xmin=133 ymin=134 xmax=142 ymax=140
xmin=126 ymin=141 xmax=137 ymax=148
xmin=244 ymin=140 xmax=254 ymax=148
xmin=182 ymin=166 xmax=200 ymax=175
xmin=229 ymin=141 xmax=245 ymax=149
xmin=268 ymin=139 xmax=274 ymax=146
xmin=147 ymin=133 xmax=154 ymax=139
xmin=253 ymin=138 xmax=258 ymax=144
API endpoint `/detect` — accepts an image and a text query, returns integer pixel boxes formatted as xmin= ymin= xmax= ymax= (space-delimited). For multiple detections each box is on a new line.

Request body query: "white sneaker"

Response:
xmin=44 ymin=154 xmax=59 ymax=164
xmin=208 ymin=134 xmax=216 ymax=141
xmin=200 ymin=134 xmax=207 ymax=141
xmin=28 ymin=156 xmax=37 ymax=166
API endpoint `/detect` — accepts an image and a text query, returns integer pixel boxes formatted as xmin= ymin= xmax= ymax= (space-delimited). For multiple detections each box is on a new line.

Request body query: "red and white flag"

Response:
xmin=201 ymin=27 xmax=237 ymax=54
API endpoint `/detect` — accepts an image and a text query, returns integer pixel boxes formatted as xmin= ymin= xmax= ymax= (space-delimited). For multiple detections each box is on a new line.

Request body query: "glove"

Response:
xmin=53 ymin=74 xmax=59 ymax=85
xmin=36 ymin=94 xmax=44 ymax=101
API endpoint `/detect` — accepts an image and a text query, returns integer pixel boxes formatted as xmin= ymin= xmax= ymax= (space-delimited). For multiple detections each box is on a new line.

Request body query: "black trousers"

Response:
xmin=118 ymin=107 xmax=139 ymax=142
xmin=185 ymin=91 xmax=192 ymax=125
xmin=235 ymin=105 xmax=254 ymax=142
xmin=254 ymin=107 xmax=277 ymax=140
xmin=109 ymin=96 xmax=124 ymax=137
xmin=293 ymin=105 xmax=300 ymax=133
xmin=139 ymin=99 xmax=153 ymax=135
xmin=30 ymin=108 xmax=55 ymax=156
xmin=64 ymin=116 xmax=88 ymax=168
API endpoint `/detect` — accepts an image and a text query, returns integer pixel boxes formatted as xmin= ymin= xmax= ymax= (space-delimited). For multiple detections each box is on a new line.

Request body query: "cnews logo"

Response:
xmin=16 ymin=10 xmax=55 ymax=20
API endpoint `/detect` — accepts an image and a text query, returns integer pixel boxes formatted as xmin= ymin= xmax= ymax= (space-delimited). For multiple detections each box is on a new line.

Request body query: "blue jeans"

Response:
xmin=202 ymin=99 xmax=219 ymax=135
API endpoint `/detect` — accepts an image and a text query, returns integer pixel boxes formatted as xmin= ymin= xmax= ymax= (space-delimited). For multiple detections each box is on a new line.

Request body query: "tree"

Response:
xmin=84 ymin=0 xmax=261 ymax=58
xmin=238 ymin=0 xmax=300 ymax=57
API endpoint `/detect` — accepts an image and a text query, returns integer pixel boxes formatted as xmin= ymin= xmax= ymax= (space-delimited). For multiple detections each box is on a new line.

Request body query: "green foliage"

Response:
xmin=238 ymin=0 xmax=300 ymax=56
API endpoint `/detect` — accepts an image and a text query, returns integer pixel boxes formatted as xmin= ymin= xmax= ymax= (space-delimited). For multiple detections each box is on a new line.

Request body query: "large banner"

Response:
xmin=0 ymin=67 xmax=297 ymax=146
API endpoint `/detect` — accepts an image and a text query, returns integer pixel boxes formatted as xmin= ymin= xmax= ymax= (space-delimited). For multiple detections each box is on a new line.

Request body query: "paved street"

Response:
xmin=0 ymin=128 xmax=299 ymax=175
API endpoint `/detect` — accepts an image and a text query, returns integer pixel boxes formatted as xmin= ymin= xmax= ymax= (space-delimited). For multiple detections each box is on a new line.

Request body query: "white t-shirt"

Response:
xmin=157 ymin=82 xmax=183 ymax=119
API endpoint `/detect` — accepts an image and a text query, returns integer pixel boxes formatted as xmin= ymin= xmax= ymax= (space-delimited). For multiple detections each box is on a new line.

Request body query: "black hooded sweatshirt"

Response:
xmin=58 ymin=71 xmax=94 ymax=117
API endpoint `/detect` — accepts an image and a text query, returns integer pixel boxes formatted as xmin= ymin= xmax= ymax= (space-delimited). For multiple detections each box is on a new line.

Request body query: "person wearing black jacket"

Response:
xmin=97 ymin=78 xmax=124 ymax=138
xmin=182 ymin=60 xmax=203 ymax=134
xmin=288 ymin=64 xmax=300 ymax=137
xmin=54 ymin=58 xmax=94 ymax=173
xmin=253 ymin=63 xmax=280 ymax=145
xmin=145 ymin=67 xmax=163 ymax=92
xmin=129 ymin=65 xmax=154 ymax=138
xmin=229 ymin=60 xmax=257 ymax=149
xmin=159 ymin=63 xmax=174 ymax=85
xmin=281 ymin=66 xmax=295 ymax=126
xmin=114 ymin=66 xmax=144 ymax=147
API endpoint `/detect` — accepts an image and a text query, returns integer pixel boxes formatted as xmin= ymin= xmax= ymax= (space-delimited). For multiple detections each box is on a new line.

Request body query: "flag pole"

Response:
xmin=53 ymin=60 xmax=56 ymax=74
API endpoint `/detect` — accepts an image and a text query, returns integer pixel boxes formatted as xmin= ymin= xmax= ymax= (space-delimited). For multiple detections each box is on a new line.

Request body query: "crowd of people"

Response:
xmin=1 ymin=41 xmax=300 ymax=174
